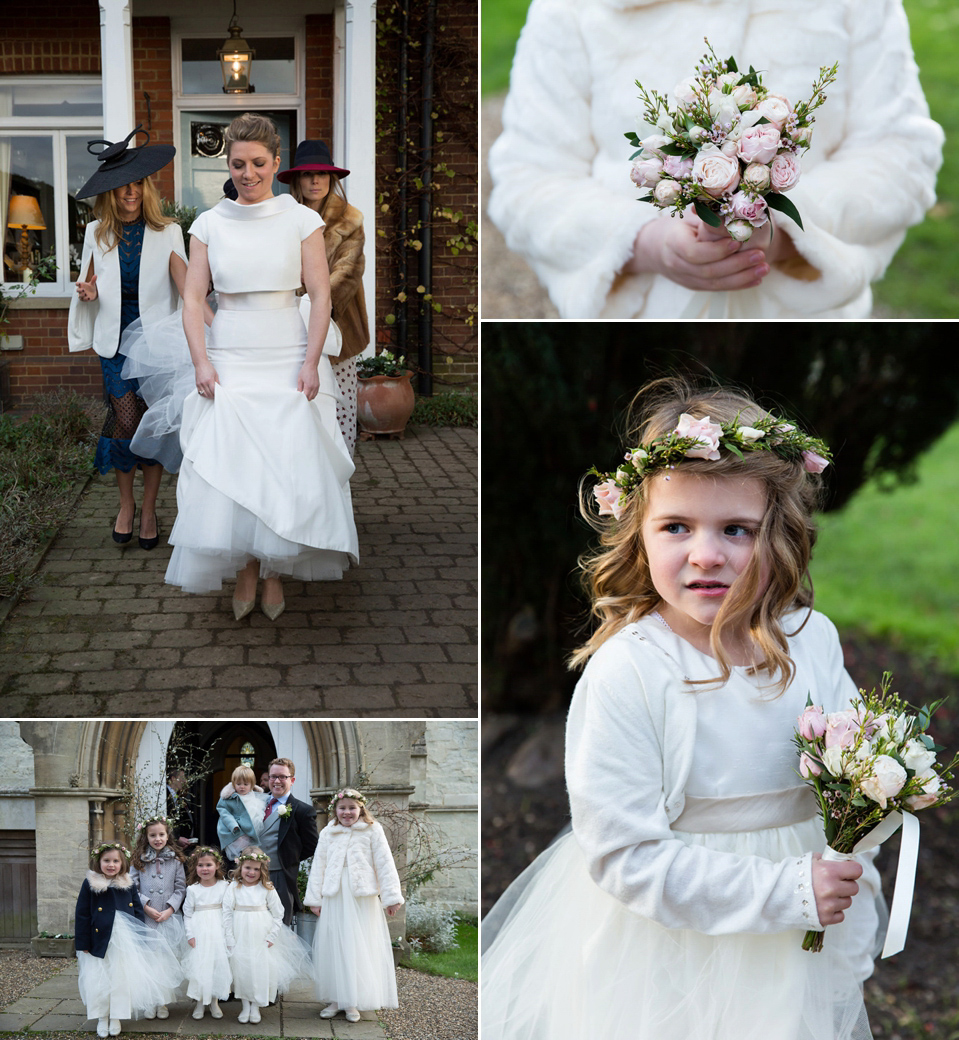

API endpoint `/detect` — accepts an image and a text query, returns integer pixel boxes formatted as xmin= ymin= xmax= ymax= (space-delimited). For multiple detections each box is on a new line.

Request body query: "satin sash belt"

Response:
xmin=194 ymin=903 xmax=223 ymax=911
xmin=217 ymin=291 xmax=296 ymax=311
xmin=233 ymin=904 xmax=269 ymax=912
xmin=671 ymin=785 xmax=818 ymax=833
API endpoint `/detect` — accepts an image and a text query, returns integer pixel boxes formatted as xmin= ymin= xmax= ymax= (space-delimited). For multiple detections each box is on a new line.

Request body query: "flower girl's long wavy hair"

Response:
xmin=570 ymin=377 xmax=825 ymax=694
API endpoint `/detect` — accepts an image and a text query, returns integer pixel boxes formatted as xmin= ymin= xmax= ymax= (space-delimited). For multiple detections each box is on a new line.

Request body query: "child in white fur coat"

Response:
xmin=488 ymin=0 xmax=944 ymax=319
xmin=304 ymin=789 xmax=404 ymax=1022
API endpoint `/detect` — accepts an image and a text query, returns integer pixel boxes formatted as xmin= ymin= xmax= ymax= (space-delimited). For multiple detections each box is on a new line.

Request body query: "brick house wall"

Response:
xmin=2 ymin=1 xmax=476 ymax=411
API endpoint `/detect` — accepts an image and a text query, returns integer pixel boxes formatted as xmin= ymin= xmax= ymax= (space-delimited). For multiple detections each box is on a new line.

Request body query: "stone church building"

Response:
xmin=0 ymin=719 xmax=477 ymax=943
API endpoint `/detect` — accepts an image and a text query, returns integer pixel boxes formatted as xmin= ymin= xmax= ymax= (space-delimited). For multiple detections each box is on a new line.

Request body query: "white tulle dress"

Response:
xmin=121 ymin=193 xmax=358 ymax=593
xmin=482 ymin=611 xmax=885 ymax=1040
xmin=77 ymin=912 xmax=183 ymax=1021
xmin=222 ymin=881 xmax=313 ymax=1007
xmin=182 ymin=880 xmax=232 ymax=1004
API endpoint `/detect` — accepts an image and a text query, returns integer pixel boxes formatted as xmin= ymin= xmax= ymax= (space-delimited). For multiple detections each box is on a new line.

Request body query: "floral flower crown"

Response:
xmin=591 ymin=411 xmax=831 ymax=521
xmin=139 ymin=814 xmax=173 ymax=833
xmin=94 ymin=841 xmax=131 ymax=859
xmin=329 ymin=788 xmax=367 ymax=814
xmin=191 ymin=845 xmax=223 ymax=862
xmin=236 ymin=850 xmax=270 ymax=865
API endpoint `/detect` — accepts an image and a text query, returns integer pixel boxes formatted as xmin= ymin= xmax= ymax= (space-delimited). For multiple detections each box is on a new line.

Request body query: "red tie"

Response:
xmin=264 ymin=797 xmax=277 ymax=820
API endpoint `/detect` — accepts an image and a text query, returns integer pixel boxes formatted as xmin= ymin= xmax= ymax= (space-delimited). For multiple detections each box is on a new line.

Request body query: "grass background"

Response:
xmin=401 ymin=920 xmax=478 ymax=982
xmin=481 ymin=0 xmax=959 ymax=317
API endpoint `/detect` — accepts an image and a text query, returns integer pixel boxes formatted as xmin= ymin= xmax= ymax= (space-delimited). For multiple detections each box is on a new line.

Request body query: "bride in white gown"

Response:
xmin=134 ymin=112 xmax=358 ymax=621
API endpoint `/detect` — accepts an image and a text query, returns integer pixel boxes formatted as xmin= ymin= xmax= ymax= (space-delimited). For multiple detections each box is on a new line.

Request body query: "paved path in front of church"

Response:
xmin=0 ymin=960 xmax=385 ymax=1038
xmin=0 ymin=425 xmax=477 ymax=717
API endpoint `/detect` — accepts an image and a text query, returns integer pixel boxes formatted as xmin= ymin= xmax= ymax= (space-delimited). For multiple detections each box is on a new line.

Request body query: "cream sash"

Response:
xmin=194 ymin=903 xmax=223 ymax=911
xmin=671 ymin=785 xmax=817 ymax=833
xmin=233 ymin=903 xmax=269 ymax=912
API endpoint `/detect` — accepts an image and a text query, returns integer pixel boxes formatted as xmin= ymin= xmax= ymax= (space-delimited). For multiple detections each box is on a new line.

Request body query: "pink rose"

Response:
xmin=692 ymin=145 xmax=740 ymax=199
xmin=802 ymin=451 xmax=829 ymax=474
xmin=798 ymin=705 xmax=828 ymax=740
xmin=729 ymin=191 xmax=768 ymax=228
xmin=756 ymin=94 xmax=792 ymax=130
xmin=653 ymin=179 xmax=683 ymax=207
xmin=859 ymin=755 xmax=907 ymax=810
xmin=662 ymin=155 xmax=693 ymax=180
xmin=674 ymin=413 xmax=722 ymax=460
xmin=594 ymin=480 xmax=624 ymax=520
xmin=770 ymin=153 xmax=801 ymax=192
xmin=824 ymin=710 xmax=859 ymax=750
xmin=737 ymin=125 xmax=781 ymax=165
xmin=630 ymin=156 xmax=663 ymax=189
xmin=905 ymin=792 xmax=938 ymax=811
xmin=799 ymin=752 xmax=822 ymax=778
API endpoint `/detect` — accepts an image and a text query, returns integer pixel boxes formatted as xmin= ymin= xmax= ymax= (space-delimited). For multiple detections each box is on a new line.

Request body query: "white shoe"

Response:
xmin=156 ymin=1005 xmax=169 ymax=1020
xmin=109 ymin=1020 xmax=121 ymax=1035
xmin=96 ymin=1019 xmax=109 ymax=1037
xmin=345 ymin=1008 xmax=361 ymax=1023
xmin=210 ymin=999 xmax=223 ymax=1019
xmin=238 ymin=999 xmax=251 ymax=1024
xmin=144 ymin=1008 xmax=156 ymax=1020
xmin=320 ymin=1003 xmax=339 ymax=1018
xmin=249 ymin=1005 xmax=261 ymax=1024
xmin=193 ymin=1001 xmax=205 ymax=1020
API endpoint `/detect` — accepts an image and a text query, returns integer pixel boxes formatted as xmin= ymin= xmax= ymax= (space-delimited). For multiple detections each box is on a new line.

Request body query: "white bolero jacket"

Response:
xmin=304 ymin=820 xmax=404 ymax=910
xmin=67 ymin=220 xmax=186 ymax=359
xmin=488 ymin=0 xmax=944 ymax=318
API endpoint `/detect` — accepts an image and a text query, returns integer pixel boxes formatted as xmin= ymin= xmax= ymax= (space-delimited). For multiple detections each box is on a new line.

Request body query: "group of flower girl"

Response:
xmin=74 ymin=786 xmax=403 ymax=1037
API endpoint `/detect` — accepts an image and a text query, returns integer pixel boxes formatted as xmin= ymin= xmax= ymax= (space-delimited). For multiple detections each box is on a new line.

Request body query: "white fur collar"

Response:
xmin=328 ymin=820 xmax=370 ymax=834
xmin=220 ymin=782 xmax=265 ymax=798
xmin=86 ymin=870 xmax=133 ymax=891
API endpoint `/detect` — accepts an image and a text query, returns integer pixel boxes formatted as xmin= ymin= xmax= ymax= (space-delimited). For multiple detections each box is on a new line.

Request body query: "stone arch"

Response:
xmin=302 ymin=721 xmax=363 ymax=790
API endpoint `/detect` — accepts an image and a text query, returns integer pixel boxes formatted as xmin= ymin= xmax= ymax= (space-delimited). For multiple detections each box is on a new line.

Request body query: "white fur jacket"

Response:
xmin=304 ymin=820 xmax=404 ymax=909
xmin=488 ymin=0 xmax=944 ymax=318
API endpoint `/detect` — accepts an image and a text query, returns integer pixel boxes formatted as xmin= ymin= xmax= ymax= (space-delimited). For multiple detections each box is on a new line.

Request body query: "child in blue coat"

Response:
xmin=216 ymin=765 xmax=269 ymax=861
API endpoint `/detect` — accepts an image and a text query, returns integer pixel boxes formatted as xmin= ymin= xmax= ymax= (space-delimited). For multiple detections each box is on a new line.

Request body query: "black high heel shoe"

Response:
xmin=139 ymin=513 xmax=161 ymax=551
xmin=113 ymin=503 xmax=136 ymax=544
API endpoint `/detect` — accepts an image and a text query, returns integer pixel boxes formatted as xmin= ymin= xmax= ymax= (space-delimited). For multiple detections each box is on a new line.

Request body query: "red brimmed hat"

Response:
xmin=277 ymin=139 xmax=349 ymax=183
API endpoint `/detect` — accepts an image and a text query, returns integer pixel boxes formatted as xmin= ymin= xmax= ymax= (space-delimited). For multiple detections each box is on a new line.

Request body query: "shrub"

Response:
xmin=410 ymin=390 xmax=477 ymax=427
xmin=404 ymin=896 xmax=460 ymax=954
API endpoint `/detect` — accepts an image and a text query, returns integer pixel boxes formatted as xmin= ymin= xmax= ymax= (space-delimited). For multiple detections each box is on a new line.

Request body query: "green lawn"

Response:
xmin=400 ymin=920 xmax=478 ymax=982
xmin=482 ymin=0 xmax=959 ymax=317
xmin=810 ymin=423 xmax=959 ymax=674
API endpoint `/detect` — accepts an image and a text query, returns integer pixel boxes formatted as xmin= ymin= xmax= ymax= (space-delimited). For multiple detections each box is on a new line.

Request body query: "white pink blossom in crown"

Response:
xmin=590 ymin=412 xmax=831 ymax=521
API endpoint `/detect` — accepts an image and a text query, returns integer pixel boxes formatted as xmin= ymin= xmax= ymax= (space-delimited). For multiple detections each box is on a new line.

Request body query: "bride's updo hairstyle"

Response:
xmin=571 ymin=376 xmax=826 ymax=694
xmin=224 ymin=112 xmax=282 ymax=160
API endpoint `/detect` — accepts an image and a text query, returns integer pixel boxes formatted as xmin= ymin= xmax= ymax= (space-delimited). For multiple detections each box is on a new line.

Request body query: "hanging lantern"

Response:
xmin=218 ymin=2 xmax=255 ymax=94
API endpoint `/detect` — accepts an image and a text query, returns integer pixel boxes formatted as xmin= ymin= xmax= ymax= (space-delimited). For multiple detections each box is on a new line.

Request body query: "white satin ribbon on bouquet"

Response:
xmin=822 ymin=810 xmax=919 ymax=959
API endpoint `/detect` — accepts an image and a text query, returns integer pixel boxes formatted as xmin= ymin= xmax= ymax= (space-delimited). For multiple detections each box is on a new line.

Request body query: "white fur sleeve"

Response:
xmin=566 ymin=649 xmax=819 ymax=936
xmin=760 ymin=0 xmax=943 ymax=314
xmin=370 ymin=823 xmax=404 ymax=909
xmin=487 ymin=0 xmax=651 ymax=318
xmin=303 ymin=831 xmax=328 ymax=908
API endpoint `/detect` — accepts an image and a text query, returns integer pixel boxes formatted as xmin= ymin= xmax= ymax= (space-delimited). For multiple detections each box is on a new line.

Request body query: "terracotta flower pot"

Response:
xmin=357 ymin=370 xmax=415 ymax=436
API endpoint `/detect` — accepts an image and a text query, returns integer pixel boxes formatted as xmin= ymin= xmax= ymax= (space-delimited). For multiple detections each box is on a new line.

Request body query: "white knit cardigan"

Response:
xmin=304 ymin=820 xmax=404 ymax=910
xmin=488 ymin=0 xmax=944 ymax=318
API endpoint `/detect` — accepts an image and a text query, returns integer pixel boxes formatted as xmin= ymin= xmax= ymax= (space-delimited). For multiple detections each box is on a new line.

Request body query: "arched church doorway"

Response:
xmin=169 ymin=721 xmax=278 ymax=849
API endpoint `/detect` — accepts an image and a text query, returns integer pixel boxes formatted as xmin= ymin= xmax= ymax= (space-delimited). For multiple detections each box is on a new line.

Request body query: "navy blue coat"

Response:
xmin=75 ymin=871 xmax=145 ymax=958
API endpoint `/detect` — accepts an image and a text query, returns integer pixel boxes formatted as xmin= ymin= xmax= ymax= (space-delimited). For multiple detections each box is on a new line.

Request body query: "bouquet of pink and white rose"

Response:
xmin=626 ymin=39 xmax=838 ymax=242
xmin=794 ymin=673 xmax=957 ymax=953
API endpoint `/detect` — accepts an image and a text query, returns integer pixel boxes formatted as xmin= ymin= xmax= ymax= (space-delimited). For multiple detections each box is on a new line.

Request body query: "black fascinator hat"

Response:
xmin=75 ymin=125 xmax=176 ymax=201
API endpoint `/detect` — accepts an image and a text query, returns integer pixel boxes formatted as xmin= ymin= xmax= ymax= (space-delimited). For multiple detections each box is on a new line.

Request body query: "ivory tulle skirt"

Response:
xmin=229 ymin=910 xmax=313 ymax=1006
xmin=77 ymin=912 xmax=183 ymax=1021
xmin=122 ymin=292 xmax=359 ymax=593
xmin=482 ymin=821 xmax=882 ymax=1040
xmin=183 ymin=909 xmax=232 ymax=1003
xmin=312 ymin=867 xmax=398 ymax=1009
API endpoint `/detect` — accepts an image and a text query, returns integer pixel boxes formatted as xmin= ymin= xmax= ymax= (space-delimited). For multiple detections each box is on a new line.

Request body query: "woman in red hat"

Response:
xmin=278 ymin=140 xmax=369 ymax=457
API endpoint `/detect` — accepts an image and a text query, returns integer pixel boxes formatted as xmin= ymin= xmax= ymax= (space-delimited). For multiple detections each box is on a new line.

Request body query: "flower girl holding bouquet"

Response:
xmin=482 ymin=378 xmax=885 ymax=1040
xmin=304 ymin=789 xmax=404 ymax=1022
xmin=182 ymin=846 xmax=232 ymax=1020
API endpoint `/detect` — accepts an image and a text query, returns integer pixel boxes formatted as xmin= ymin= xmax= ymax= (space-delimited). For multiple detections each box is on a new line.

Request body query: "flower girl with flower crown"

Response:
xmin=483 ymin=377 xmax=886 ymax=1040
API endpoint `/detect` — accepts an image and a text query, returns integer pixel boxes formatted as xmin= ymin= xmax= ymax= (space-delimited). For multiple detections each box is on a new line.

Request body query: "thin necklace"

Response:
xmin=651 ymin=610 xmax=673 ymax=632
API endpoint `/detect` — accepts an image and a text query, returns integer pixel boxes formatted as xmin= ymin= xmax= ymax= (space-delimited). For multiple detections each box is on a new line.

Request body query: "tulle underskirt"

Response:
xmin=122 ymin=302 xmax=358 ymax=593
xmin=229 ymin=913 xmax=313 ymax=1006
xmin=312 ymin=869 xmax=398 ymax=1009
xmin=482 ymin=823 xmax=877 ymax=1040
xmin=183 ymin=911 xmax=233 ymax=1003
xmin=77 ymin=912 xmax=183 ymax=1021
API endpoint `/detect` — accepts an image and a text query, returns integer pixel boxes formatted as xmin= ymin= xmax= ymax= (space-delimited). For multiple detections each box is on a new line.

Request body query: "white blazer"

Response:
xmin=67 ymin=220 xmax=186 ymax=359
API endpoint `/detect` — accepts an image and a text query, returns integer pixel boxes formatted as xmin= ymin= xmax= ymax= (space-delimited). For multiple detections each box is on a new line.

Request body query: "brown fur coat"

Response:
xmin=322 ymin=193 xmax=369 ymax=361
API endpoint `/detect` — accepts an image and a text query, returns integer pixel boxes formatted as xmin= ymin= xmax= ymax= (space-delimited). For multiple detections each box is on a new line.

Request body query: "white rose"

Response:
xmin=915 ymin=768 xmax=941 ymax=795
xmin=720 ymin=139 xmax=740 ymax=157
xmin=692 ymin=144 xmax=741 ymax=198
xmin=653 ymin=179 xmax=683 ymax=207
xmin=756 ymin=94 xmax=792 ymax=130
xmin=859 ymin=755 xmax=907 ymax=810
xmin=737 ymin=426 xmax=764 ymax=443
xmin=901 ymin=739 xmax=936 ymax=775
xmin=821 ymin=746 xmax=845 ymax=777
xmin=709 ymin=91 xmax=741 ymax=127
xmin=673 ymin=75 xmax=699 ymax=108
xmin=715 ymin=72 xmax=739 ymax=90
xmin=724 ymin=219 xmax=754 ymax=243
xmin=742 ymin=163 xmax=772 ymax=193
xmin=732 ymin=84 xmax=758 ymax=109
xmin=640 ymin=134 xmax=671 ymax=159
xmin=688 ymin=126 xmax=708 ymax=146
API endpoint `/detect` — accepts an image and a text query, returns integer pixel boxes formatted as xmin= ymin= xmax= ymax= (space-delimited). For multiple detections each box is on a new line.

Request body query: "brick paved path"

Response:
xmin=0 ymin=426 xmax=477 ymax=717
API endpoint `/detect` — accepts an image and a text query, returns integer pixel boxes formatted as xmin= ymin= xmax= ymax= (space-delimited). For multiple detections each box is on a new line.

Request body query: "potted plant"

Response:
xmin=31 ymin=932 xmax=76 ymax=957
xmin=294 ymin=857 xmax=317 ymax=944
xmin=1 ymin=256 xmax=58 ymax=351
xmin=356 ymin=350 xmax=415 ymax=438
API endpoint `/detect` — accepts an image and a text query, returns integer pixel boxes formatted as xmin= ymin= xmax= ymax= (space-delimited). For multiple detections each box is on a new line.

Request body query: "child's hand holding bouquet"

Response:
xmin=627 ymin=40 xmax=838 ymax=243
